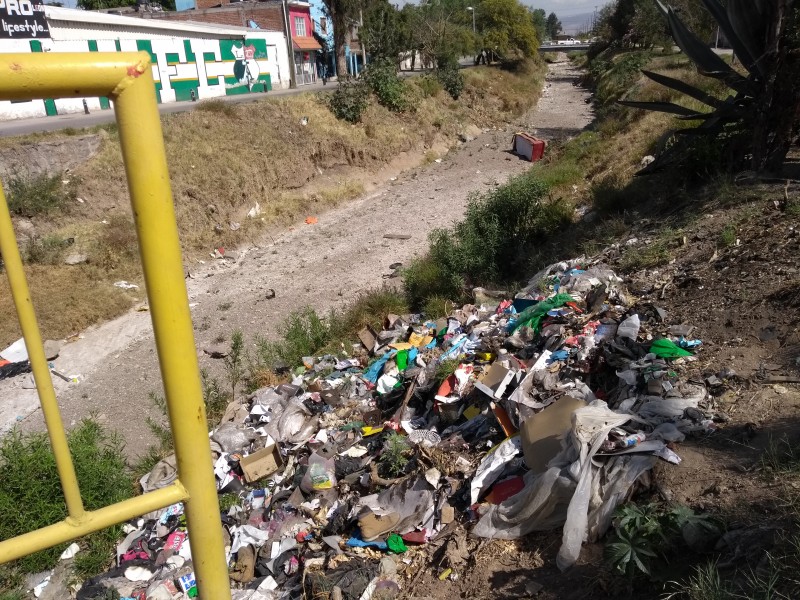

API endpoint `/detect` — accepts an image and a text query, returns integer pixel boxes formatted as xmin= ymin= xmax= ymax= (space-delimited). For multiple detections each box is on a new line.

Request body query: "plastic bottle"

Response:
xmin=616 ymin=314 xmax=641 ymax=340
xmin=617 ymin=432 xmax=646 ymax=448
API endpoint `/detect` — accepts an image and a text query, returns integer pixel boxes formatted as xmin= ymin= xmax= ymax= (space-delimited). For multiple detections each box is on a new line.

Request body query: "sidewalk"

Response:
xmin=0 ymin=79 xmax=339 ymax=138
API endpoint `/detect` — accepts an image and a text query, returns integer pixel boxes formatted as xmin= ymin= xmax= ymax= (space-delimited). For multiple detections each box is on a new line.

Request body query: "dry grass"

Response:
xmin=0 ymin=264 xmax=133 ymax=346
xmin=0 ymin=64 xmax=545 ymax=343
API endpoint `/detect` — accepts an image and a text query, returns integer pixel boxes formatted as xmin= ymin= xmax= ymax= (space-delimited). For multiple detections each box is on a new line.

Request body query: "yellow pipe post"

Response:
xmin=0 ymin=483 xmax=188 ymax=564
xmin=112 ymin=59 xmax=232 ymax=599
xmin=0 ymin=183 xmax=85 ymax=520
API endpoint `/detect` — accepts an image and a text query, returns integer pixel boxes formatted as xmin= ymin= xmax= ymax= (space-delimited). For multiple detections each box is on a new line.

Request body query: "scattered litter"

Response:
xmin=76 ymin=256 xmax=730 ymax=596
xmin=113 ymin=281 xmax=139 ymax=290
xmin=305 ymin=216 xmax=318 ymax=225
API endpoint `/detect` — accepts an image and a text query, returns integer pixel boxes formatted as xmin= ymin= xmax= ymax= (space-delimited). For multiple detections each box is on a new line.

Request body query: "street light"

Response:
xmin=466 ymin=6 xmax=476 ymax=33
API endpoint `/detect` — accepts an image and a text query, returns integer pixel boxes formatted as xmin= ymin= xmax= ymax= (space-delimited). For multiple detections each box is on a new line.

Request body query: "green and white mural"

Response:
xmin=0 ymin=33 xmax=282 ymax=119
xmin=134 ymin=37 xmax=273 ymax=103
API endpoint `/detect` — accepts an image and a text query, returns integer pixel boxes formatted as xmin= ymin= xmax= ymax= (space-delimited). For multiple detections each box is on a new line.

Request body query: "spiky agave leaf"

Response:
xmin=641 ymin=69 xmax=728 ymax=109
xmin=728 ymin=0 xmax=771 ymax=73
xmin=664 ymin=6 xmax=753 ymax=94
xmin=700 ymin=0 xmax=761 ymax=76
xmin=617 ymin=100 xmax=708 ymax=117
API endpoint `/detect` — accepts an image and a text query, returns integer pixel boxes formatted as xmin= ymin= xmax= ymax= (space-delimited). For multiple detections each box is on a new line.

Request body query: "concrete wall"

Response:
xmin=0 ymin=25 xmax=289 ymax=120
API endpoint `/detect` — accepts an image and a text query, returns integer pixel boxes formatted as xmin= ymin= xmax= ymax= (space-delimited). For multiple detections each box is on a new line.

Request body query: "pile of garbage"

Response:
xmin=81 ymin=257 xmax=726 ymax=600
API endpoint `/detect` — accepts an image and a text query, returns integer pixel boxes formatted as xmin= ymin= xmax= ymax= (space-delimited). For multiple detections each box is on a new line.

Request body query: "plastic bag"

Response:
xmin=470 ymin=437 xmax=521 ymax=504
xmin=616 ymin=314 xmax=640 ymax=340
xmin=212 ymin=422 xmax=256 ymax=453
xmin=269 ymin=398 xmax=318 ymax=444
xmin=301 ymin=453 xmax=337 ymax=492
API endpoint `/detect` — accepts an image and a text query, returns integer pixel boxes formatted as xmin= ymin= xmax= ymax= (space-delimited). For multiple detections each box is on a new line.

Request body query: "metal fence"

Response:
xmin=0 ymin=52 xmax=231 ymax=599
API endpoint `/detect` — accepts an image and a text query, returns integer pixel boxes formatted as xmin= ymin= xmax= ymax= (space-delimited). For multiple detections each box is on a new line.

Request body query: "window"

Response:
xmin=320 ymin=16 xmax=327 ymax=34
xmin=294 ymin=16 xmax=306 ymax=37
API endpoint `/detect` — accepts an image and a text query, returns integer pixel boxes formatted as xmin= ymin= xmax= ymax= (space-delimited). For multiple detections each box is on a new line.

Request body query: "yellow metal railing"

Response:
xmin=0 ymin=52 xmax=231 ymax=599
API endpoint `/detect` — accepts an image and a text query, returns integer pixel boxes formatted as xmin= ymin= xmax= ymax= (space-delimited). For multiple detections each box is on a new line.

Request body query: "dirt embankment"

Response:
xmin=1 ymin=57 xmax=594 ymax=447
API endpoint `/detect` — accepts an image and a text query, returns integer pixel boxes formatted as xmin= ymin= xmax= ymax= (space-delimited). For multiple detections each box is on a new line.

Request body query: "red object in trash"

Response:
xmin=512 ymin=132 xmax=546 ymax=162
xmin=485 ymin=476 xmax=525 ymax=504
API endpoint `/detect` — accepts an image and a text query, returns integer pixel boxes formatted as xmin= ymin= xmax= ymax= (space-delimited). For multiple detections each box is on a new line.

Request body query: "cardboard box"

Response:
xmin=474 ymin=362 xmax=516 ymax=400
xmin=520 ymin=395 xmax=586 ymax=473
xmin=240 ymin=439 xmax=283 ymax=483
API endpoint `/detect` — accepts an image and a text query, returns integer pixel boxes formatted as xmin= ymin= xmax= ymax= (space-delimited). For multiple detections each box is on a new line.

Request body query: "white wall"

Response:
xmin=0 ymin=20 xmax=290 ymax=120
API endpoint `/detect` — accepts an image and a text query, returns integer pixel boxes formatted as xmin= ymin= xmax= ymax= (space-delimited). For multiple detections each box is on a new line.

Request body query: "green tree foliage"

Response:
xmin=417 ymin=0 xmax=477 ymax=66
xmin=596 ymin=0 xmax=717 ymax=48
xmin=529 ymin=7 xmax=547 ymax=42
xmin=545 ymin=12 xmax=562 ymax=39
xmin=361 ymin=0 xmax=405 ymax=61
xmin=477 ymin=0 xmax=540 ymax=60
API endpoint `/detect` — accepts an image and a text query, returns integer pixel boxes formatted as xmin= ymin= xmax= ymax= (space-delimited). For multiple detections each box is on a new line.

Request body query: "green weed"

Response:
xmin=0 ymin=420 xmax=132 ymax=579
xmin=435 ymin=60 xmax=465 ymax=100
xmin=719 ymin=224 xmax=736 ymax=247
xmin=25 ymin=234 xmax=70 ymax=265
xmin=224 ymin=330 xmax=244 ymax=399
xmin=6 ymin=173 xmax=75 ymax=218
xmin=328 ymin=80 xmax=370 ymax=123
xmin=417 ymin=76 xmax=443 ymax=98
xmin=328 ymin=287 xmax=408 ymax=347
xmin=379 ymin=433 xmax=412 ymax=478
xmin=761 ymin=435 xmax=800 ymax=475
xmin=664 ymin=560 xmax=732 ymax=600
xmin=620 ymin=240 xmax=671 ymax=271
xmin=422 ymin=295 xmax=453 ymax=319
xmin=363 ymin=59 xmax=409 ymax=112
xmin=256 ymin=306 xmax=330 ymax=370
xmin=435 ymin=358 xmax=459 ymax=385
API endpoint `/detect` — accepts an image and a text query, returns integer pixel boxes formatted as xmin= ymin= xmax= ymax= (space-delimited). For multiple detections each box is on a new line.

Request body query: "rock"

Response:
xmin=264 ymin=289 xmax=276 ymax=300
xmin=525 ymin=581 xmax=544 ymax=596
xmin=43 ymin=339 xmax=62 ymax=360
xmin=15 ymin=218 xmax=35 ymax=239
xmin=203 ymin=344 xmax=229 ymax=359
xmin=64 ymin=253 xmax=88 ymax=265
xmin=458 ymin=124 xmax=482 ymax=143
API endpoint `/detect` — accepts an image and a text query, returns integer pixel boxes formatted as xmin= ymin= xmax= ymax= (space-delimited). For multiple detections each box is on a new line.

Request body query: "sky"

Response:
xmin=529 ymin=0 xmax=610 ymax=17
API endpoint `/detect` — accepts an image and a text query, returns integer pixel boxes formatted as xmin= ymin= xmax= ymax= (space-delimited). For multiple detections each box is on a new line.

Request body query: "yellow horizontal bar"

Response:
xmin=0 ymin=52 xmax=150 ymax=101
xmin=0 ymin=482 xmax=188 ymax=564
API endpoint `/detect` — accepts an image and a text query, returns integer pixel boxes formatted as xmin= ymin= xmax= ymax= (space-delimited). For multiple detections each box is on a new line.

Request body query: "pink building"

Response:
xmin=287 ymin=1 xmax=320 ymax=85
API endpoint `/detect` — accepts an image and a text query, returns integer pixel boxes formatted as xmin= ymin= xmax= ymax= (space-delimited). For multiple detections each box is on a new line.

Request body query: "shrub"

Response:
xmin=362 ymin=59 xmax=409 ymax=112
xmin=95 ymin=213 xmax=139 ymax=271
xmin=404 ymin=172 xmax=571 ymax=308
xmin=328 ymin=80 xmax=370 ymax=123
xmin=435 ymin=61 xmax=465 ymax=100
xmin=256 ymin=306 xmax=330 ymax=370
xmin=25 ymin=234 xmax=70 ymax=265
xmin=6 ymin=173 xmax=74 ymax=218
xmin=0 ymin=420 xmax=133 ymax=578
xmin=379 ymin=433 xmax=411 ymax=477
xmin=417 ymin=76 xmax=443 ymax=98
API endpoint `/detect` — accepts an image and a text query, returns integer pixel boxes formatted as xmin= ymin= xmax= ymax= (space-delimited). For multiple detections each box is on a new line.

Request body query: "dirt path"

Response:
xmin=3 ymin=56 xmax=593 ymax=452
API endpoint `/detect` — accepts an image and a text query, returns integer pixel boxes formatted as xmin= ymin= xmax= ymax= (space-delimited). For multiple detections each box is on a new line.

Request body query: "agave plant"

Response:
xmin=619 ymin=0 xmax=799 ymax=174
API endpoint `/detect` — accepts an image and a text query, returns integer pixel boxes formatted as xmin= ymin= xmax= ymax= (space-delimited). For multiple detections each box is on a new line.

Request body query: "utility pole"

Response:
xmin=359 ymin=9 xmax=366 ymax=71
xmin=467 ymin=6 xmax=475 ymax=33
xmin=282 ymin=0 xmax=297 ymax=89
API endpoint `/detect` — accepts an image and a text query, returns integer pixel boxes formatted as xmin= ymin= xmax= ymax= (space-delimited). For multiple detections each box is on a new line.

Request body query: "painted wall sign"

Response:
xmin=0 ymin=0 xmax=49 ymax=39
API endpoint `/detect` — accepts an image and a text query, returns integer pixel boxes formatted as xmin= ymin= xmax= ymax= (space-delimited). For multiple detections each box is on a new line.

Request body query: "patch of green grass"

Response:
xmin=0 ymin=590 xmax=26 ymax=600
xmin=664 ymin=560 xmax=732 ymax=600
xmin=25 ymin=234 xmax=70 ymax=265
xmin=328 ymin=287 xmax=408 ymax=347
xmin=219 ymin=493 xmax=240 ymax=513
xmin=0 ymin=420 xmax=132 ymax=580
xmin=422 ymin=295 xmax=453 ymax=319
xmin=255 ymin=306 xmax=330 ymax=371
xmin=761 ymin=435 xmax=800 ymax=475
xmin=6 ymin=173 xmax=75 ymax=218
xmin=719 ymin=224 xmax=736 ymax=247
xmin=533 ymin=161 xmax=583 ymax=189
xmin=620 ymin=240 xmax=671 ymax=271
xmin=435 ymin=358 xmax=459 ymax=385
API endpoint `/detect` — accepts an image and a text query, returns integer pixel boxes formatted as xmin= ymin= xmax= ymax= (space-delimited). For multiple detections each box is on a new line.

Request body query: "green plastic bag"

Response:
xmin=650 ymin=338 xmax=692 ymax=359
xmin=509 ymin=293 xmax=574 ymax=334
xmin=387 ymin=533 xmax=407 ymax=553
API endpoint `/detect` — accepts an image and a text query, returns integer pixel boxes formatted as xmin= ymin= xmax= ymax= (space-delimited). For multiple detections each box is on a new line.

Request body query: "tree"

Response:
xmin=478 ymin=0 xmax=539 ymax=60
xmin=417 ymin=0 xmax=477 ymax=67
xmin=323 ymin=0 xmax=359 ymax=78
xmin=628 ymin=0 xmax=670 ymax=48
xmin=361 ymin=0 xmax=404 ymax=61
xmin=530 ymin=7 xmax=546 ymax=42
xmin=545 ymin=12 xmax=562 ymax=39
xmin=77 ymin=0 xmax=133 ymax=9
